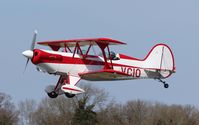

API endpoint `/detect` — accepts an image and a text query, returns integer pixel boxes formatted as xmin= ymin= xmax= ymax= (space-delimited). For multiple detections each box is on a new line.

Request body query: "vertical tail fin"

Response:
xmin=144 ymin=44 xmax=175 ymax=78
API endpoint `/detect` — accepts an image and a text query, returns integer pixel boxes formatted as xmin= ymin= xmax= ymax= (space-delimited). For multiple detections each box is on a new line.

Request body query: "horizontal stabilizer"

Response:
xmin=145 ymin=69 xmax=176 ymax=79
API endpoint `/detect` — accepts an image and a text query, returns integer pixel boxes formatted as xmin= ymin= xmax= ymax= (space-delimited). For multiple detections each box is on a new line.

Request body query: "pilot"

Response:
xmin=110 ymin=51 xmax=119 ymax=60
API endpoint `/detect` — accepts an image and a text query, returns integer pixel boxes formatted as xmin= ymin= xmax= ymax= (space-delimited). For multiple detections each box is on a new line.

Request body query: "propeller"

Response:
xmin=30 ymin=30 xmax=37 ymax=50
xmin=23 ymin=30 xmax=38 ymax=73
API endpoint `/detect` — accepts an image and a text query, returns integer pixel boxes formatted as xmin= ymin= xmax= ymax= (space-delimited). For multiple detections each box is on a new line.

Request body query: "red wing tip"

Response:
xmin=97 ymin=38 xmax=127 ymax=45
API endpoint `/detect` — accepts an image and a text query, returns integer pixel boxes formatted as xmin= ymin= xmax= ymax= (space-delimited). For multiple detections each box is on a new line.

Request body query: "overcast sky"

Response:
xmin=0 ymin=0 xmax=199 ymax=106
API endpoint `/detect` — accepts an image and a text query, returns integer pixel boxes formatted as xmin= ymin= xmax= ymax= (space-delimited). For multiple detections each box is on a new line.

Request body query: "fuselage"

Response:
xmin=32 ymin=49 xmax=172 ymax=81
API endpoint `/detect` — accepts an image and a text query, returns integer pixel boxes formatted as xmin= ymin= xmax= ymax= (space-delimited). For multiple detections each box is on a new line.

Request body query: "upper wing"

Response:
xmin=79 ymin=69 xmax=131 ymax=81
xmin=37 ymin=38 xmax=126 ymax=48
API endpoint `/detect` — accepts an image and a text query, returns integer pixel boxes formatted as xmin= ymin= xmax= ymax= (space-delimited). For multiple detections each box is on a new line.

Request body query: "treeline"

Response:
xmin=1 ymin=85 xmax=199 ymax=125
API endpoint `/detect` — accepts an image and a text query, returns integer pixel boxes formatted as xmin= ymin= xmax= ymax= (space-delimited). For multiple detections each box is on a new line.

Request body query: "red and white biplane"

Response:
xmin=22 ymin=31 xmax=176 ymax=98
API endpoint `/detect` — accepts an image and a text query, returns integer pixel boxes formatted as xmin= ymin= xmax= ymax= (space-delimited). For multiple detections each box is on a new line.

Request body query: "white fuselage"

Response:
xmin=36 ymin=49 xmax=170 ymax=81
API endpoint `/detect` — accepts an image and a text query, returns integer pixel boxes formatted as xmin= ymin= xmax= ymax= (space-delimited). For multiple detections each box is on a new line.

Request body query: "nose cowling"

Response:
xmin=22 ymin=49 xmax=42 ymax=64
xmin=23 ymin=49 xmax=63 ymax=65
xmin=31 ymin=49 xmax=63 ymax=64
xmin=22 ymin=50 xmax=33 ymax=59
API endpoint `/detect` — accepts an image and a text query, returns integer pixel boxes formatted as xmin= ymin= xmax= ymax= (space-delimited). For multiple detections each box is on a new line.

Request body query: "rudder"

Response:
xmin=144 ymin=44 xmax=175 ymax=78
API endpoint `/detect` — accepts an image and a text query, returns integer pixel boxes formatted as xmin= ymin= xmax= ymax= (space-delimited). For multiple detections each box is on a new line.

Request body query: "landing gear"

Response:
xmin=65 ymin=93 xmax=75 ymax=98
xmin=164 ymin=83 xmax=169 ymax=88
xmin=47 ymin=91 xmax=58 ymax=98
xmin=158 ymin=79 xmax=169 ymax=88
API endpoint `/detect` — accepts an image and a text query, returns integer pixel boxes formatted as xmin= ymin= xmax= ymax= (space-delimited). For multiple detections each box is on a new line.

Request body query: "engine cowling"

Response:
xmin=32 ymin=49 xmax=63 ymax=64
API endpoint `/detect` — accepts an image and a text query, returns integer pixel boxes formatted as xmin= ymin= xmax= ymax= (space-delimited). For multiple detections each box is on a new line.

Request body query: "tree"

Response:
xmin=72 ymin=96 xmax=97 ymax=125
xmin=0 ymin=92 xmax=19 ymax=125
xmin=30 ymin=96 xmax=74 ymax=125
xmin=19 ymin=84 xmax=108 ymax=125
xmin=17 ymin=84 xmax=199 ymax=125
xmin=71 ymin=84 xmax=108 ymax=125
xmin=124 ymin=100 xmax=150 ymax=125
xmin=97 ymin=101 xmax=125 ymax=125
xmin=18 ymin=99 xmax=37 ymax=125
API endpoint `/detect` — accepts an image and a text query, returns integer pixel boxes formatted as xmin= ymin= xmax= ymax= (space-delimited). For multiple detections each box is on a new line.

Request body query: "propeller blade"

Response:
xmin=23 ymin=58 xmax=29 ymax=73
xmin=23 ymin=30 xmax=38 ymax=73
xmin=30 ymin=30 xmax=37 ymax=50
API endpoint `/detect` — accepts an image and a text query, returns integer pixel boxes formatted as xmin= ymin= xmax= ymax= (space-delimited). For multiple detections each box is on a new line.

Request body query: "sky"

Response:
xmin=0 ymin=0 xmax=199 ymax=106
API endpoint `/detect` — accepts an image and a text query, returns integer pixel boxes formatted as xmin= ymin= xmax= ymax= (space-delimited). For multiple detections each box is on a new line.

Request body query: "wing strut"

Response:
xmin=96 ymin=42 xmax=111 ymax=69
xmin=107 ymin=45 xmax=113 ymax=69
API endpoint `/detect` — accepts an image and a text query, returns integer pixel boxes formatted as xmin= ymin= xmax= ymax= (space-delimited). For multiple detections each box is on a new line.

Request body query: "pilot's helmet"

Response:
xmin=110 ymin=51 xmax=116 ymax=59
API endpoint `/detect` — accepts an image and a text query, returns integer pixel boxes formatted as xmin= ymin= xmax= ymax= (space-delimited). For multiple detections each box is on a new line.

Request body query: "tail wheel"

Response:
xmin=65 ymin=93 xmax=75 ymax=98
xmin=158 ymin=79 xmax=169 ymax=89
xmin=164 ymin=83 xmax=169 ymax=88
xmin=47 ymin=91 xmax=58 ymax=98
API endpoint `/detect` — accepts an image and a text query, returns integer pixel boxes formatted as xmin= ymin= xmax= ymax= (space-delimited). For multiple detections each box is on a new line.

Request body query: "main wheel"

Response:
xmin=47 ymin=91 xmax=58 ymax=98
xmin=164 ymin=83 xmax=169 ymax=88
xmin=65 ymin=93 xmax=75 ymax=98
